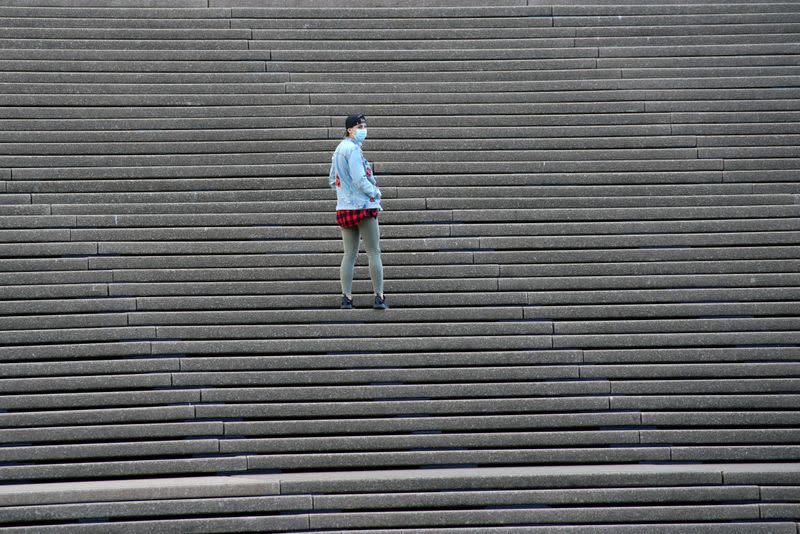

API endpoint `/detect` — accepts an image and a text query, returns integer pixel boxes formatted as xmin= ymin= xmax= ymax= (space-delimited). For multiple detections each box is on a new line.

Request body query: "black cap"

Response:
xmin=345 ymin=114 xmax=366 ymax=129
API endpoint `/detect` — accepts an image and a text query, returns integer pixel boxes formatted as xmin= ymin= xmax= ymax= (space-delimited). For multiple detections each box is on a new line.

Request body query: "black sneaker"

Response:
xmin=373 ymin=294 xmax=389 ymax=310
xmin=341 ymin=295 xmax=353 ymax=309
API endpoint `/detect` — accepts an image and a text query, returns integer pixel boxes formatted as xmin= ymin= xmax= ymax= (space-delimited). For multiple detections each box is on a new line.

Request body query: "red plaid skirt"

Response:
xmin=337 ymin=209 xmax=379 ymax=229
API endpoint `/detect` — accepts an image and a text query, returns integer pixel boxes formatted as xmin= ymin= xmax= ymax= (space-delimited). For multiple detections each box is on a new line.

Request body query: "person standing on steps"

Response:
xmin=328 ymin=113 xmax=389 ymax=310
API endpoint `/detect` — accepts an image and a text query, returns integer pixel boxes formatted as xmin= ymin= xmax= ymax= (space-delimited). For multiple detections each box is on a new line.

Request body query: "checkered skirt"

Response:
xmin=336 ymin=209 xmax=379 ymax=229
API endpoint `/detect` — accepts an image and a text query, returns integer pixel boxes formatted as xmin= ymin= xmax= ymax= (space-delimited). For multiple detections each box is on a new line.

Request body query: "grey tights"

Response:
xmin=340 ymin=216 xmax=383 ymax=298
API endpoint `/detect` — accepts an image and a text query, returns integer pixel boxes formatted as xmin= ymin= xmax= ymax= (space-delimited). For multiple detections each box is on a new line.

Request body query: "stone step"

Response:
xmin=0 ymin=431 xmax=650 ymax=464
xmin=0 ymin=38 xmax=249 ymax=50
xmin=0 ymin=136 xmax=712 ymax=155
xmin=557 ymin=13 xmax=800 ymax=28
xmin=1 ymin=422 xmax=220 ymax=445
xmin=6 ymin=176 xmax=757 ymax=194
xmin=0 ymin=16 xmax=232 ymax=28
xmin=1 ymin=121 xmax=797 ymax=145
xmin=304 ymin=66 xmax=800 ymax=83
xmin=1 ymin=357 xmax=179 ymax=377
xmin=528 ymin=287 xmax=800 ymax=307
xmin=246 ymin=447 xmax=671 ymax=470
xmin=2 ymin=462 xmax=795 ymax=531
xmin=154 ymin=334 xmax=552 ymax=355
xmin=0 ymin=439 xmax=221 ymax=462
xmin=1 ymin=326 xmax=155 ymax=345
xmin=0 ymin=311 xmax=128 ymax=329
xmin=0 ymin=49 xmax=277 ymax=60
xmin=646 ymin=411 xmax=800 ymax=427
xmin=8 ymin=352 xmax=590 ymax=378
xmin=262 ymin=55 xmax=799 ymax=73
xmin=7 ymin=158 xmax=773 ymax=181
xmin=0 ymin=456 xmax=249 ymax=482
xmin=41 ymin=271 xmax=790 ymax=298
xmin=555 ymin=318 xmax=800 ymax=334
xmin=0 ymin=59 xmax=268 ymax=73
xmin=0 ymin=405 xmax=195 ymax=428
xmin=0 ymin=218 xmax=793 ymax=244
xmin=221 ymin=413 xmax=637 ymax=436
xmin=0 ymin=27 xmax=249 ymax=39
xmin=581 ymin=37 xmax=800 ymax=51
xmin=0 ymin=0 xmax=207 ymax=6
xmin=0 ymin=493 xmax=310 ymax=522
xmin=1 ymin=516 xmax=306 ymax=533
xmin=612 ymin=394 xmax=800 ymax=410
xmin=0 ymin=72 xmax=290 ymax=84
xmin=132 ymin=288 xmax=800 ymax=312
xmin=0 ymin=0 xmax=797 ymax=505
xmin=552 ymin=331 xmax=800 ymax=349
xmin=289 ymin=77 xmax=800 ymax=93
xmin=236 ymin=16 xmax=549 ymax=31
xmin=0 ymin=373 xmax=175 ymax=393
xmin=1 ymin=259 xmax=795 ymax=289
xmin=5 ymin=179 xmax=799 ymax=197
xmin=0 ymin=6 xmax=232 ymax=18
xmin=248 ymin=33 xmax=800 ymax=49
xmin=30 ymin=189 xmax=796 ymax=212
xmin=1 ymin=146 xmax=742 ymax=167
xmin=75 ymin=244 xmax=800 ymax=270
xmin=587 ymin=345 xmax=800 ymax=362
xmin=624 ymin=377 xmax=800 ymax=395
xmin=0 ymin=265 xmax=496 ymax=285
xmin=0 ymin=298 xmax=135 ymax=316
xmin=4 ymin=486 xmax=771 ymax=525
xmin=0 ymin=389 xmax=200 ymax=411
xmin=527 ymin=301 xmax=799 ymax=319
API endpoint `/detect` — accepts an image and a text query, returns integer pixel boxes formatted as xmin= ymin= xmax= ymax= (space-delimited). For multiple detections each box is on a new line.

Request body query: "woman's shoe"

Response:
xmin=341 ymin=295 xmax=353 ymax=309
xmin=373 ymin=294 xmax=389 ymax=310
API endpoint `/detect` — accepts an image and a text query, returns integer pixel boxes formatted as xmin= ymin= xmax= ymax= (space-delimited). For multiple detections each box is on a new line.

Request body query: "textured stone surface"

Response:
xmin=0 ymin=474 xmax=276 ymax=507
xmin=309 ymin=505 xmax=760 ymax=528
xmin=0 ymin=373 xmax=172 ymax=393
xmin=0 ymin=457 xmax=248 ymax=481
xmin=246 ymin=447 xmax=671 ymax=470
xmin=181 ymin=349 xmax=580 ymax=370
xmin=174 ymin=365 xmax=575 ymax=387
xmin=0 ymin=495 xmax=311 ymax=522
xmin=274 ymin=464 xmax=726 ymax=494
xmin=0 ymin=1 xmax=799 ymax=521
xmin=643 ymin=411 xmax=800 ymax=427
xmin=313 ymin=485 xmax=759 ymax=510
xmin=0 ymin=406 xmax=195 ymax=428
xmin=0 ymin=516 xmax=310 ymax=533
xmin=200 ymin=380 xmax=606 ymax=403
xmin=241 ymin=526 xmax=795 ymax=534
xmin=222 ymin=430 xmax=640 ymax=454
xmin=154 ymin=334 xmax=552 ymax=355
xmin=223 ymin=411 xmax=633 ymax=436
xmin=1 ymin=422 xmax=222 ymax=445
xmin=1 ymin=358 xmax=179 ymax=378
xmin=0 ymin=438 xmax=219 ymax=462
xmin=0 ymin=390 xmax=200 ymax=411
xmin=0 ymin=340 xmax=148 ymax=361
xmin=196 ymin=397 xmax=610 ymax=419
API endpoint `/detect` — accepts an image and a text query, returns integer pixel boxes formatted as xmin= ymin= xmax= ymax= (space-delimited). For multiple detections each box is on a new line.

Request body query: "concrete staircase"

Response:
xmin=1 ymin=0 xmax=799 ymax=530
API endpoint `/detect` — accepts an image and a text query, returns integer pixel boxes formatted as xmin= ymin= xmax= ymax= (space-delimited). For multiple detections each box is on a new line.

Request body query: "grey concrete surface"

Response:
xmin=1 ymin=1 xmax=799 ymax=529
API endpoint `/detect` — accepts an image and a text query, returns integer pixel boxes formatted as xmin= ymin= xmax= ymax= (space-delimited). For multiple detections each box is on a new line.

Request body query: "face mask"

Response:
xmin=354 ymin=128 xmax=367 ymax=143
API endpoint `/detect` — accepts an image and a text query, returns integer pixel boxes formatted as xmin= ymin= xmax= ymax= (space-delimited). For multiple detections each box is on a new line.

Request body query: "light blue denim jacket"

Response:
xmin=328 ymin=137 xmax=382 ymax=211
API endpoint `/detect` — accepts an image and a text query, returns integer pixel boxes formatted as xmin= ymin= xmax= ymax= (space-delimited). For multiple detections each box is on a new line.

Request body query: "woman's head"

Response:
xmin=345 ymin=114 xmax=367 ymax=140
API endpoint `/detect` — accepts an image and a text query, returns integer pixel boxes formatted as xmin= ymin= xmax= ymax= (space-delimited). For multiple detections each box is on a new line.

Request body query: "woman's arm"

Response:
xmin=328 ymin=155 xmax=338 ymax=190
xmin=347 ymin=148 xmax=381 ymax=200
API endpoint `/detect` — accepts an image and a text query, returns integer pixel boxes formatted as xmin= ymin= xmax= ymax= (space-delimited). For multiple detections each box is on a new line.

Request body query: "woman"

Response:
xmin=328 ymin=113 xmax=388 ymax=310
